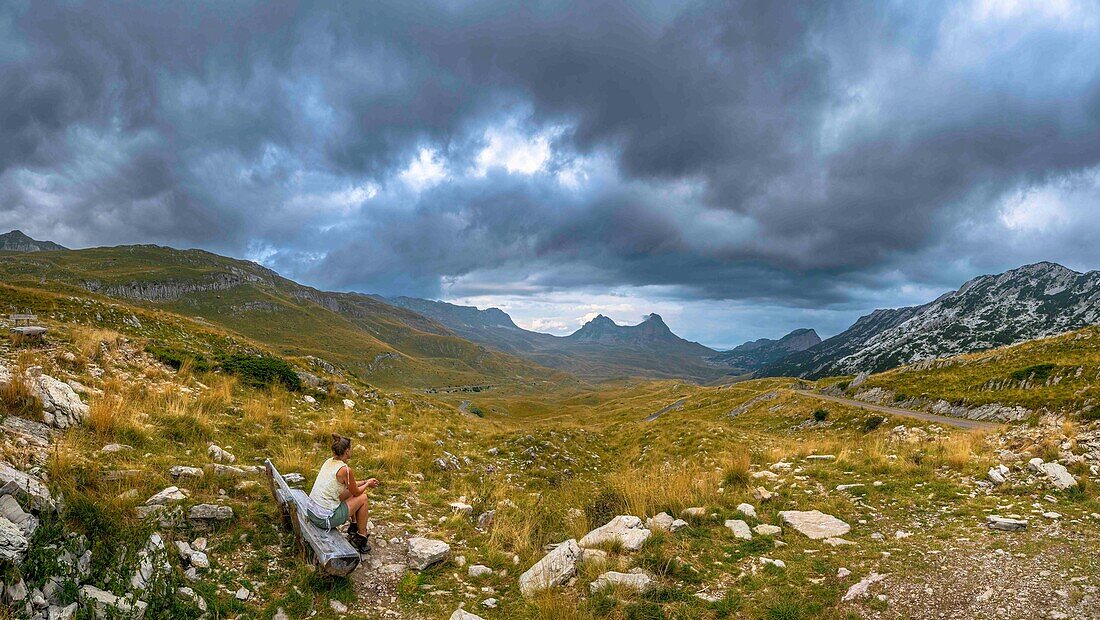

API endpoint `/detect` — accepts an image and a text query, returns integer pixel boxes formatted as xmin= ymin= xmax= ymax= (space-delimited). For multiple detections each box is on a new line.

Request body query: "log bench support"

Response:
xmin=264 ymin=459 xmax=360 ymax=576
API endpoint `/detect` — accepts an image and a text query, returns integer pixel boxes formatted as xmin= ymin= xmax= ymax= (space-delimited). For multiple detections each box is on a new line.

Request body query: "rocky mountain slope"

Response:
xmin=0 ymin=230 xmax=67 ymax=252
xmin=761 ymin=262 xmax=1100 ymax=379
xmin=387 ymin=297 xmax=724 ymax=382
xmin=0 ymin=244 xmax=561 ymax=389
xmin=707 ymin=328 xmax=821 ymax=373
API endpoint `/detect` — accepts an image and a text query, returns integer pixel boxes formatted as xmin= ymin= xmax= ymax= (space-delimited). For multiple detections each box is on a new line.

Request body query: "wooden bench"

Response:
xmin=263 ymin=459 xmax=360 ymax=576
xmin=9 ymin=314 xmax=46 ymax=342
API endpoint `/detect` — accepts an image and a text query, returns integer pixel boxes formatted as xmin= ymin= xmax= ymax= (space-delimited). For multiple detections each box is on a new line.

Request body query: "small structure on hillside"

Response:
xmin=9 ymin=313 xmax=47 ymax=343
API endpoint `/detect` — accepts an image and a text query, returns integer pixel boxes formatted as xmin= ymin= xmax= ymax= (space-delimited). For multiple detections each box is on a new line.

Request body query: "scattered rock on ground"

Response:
xmin=519 ymin=539 xmax=583 ymax=597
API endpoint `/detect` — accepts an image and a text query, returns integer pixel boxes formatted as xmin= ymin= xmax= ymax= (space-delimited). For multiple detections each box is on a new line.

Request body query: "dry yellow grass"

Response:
xmin=70 ymin=327 xmax=122 ymax=360
xmin=86 ymin=393 xmax=143 ymax=440
xmin=607 ymin=461 xmax=722 ymax=518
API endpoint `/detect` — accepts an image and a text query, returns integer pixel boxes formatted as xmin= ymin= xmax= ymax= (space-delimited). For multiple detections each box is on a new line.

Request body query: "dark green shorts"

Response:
xmin=307 ymin=501 xmax=348 ymax=529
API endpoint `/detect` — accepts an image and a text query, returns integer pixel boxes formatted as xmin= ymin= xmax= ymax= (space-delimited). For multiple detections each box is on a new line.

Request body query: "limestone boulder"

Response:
xmin=519 ymin=539 xmax=582 ymax=598
xmin=1038 ymin=462 xmax=1077 ymax=490
xmin=778 ymin=510 xmax=850 ymax=540
xmin=407 ymin=537 xmax=450 ymax=570
xmin=589 ymin=570 xmax=654 ymax=593
xmin=724 ymin=519 xmax=752 ymax=540
xmin=188 ymin=504 xmax=233 ymax=522
xmin=0 ymin=515 xmax=29 ymax=564
xmin=0 ymin=462 xmax=55 ymax=512
xmin=579 ymin=515 xmax=651 ymax=551
xmin=646 ymin=512 xmax=674 ymax=532
xmin=26 ymin=372 xmax=89 ymax=429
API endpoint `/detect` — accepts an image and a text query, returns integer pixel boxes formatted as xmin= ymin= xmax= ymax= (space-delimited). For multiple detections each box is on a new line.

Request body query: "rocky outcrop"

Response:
xmin=82 ymin=269 xmax=271 ymax=303
xmin=0 ymin=515 xmax=29 ymax=563
xmin=25 ymin=371 xmax=90 ymax=428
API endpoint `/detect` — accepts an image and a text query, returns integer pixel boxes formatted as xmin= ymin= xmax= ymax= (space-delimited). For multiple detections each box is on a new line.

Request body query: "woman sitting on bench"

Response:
xmin=308 ymin=434 xmax=379 ymax=553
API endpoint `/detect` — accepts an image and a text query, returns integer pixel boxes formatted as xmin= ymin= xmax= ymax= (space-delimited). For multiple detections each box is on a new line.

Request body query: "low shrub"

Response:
xmin=863 ymin=415 xmax=885 ymax=432
xmin=219 ymin=354 xmax=301 ymax=390
xmin=1010 ymin=363 xmax=1057 ymax=383
xmin=146 ymin=343 xmax=212 ymax=372
xmin=812 ymin=408 xmax=828 ymax=422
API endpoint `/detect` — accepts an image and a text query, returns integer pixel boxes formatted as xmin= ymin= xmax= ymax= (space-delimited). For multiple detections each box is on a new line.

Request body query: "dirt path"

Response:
xmin=790 ymin=390 xmax=1001 ymax=430
xmin=645 ymin=397 xmax=686 ymax=421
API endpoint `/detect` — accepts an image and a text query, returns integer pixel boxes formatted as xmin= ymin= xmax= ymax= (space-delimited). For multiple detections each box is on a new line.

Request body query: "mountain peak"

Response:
xmin=0 ymin=230 xmax=67 ymax=252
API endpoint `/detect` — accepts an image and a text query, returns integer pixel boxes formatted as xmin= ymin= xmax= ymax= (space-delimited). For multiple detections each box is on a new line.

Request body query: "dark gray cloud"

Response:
xmin=2 ymin=0 xmax=1100 ymax=344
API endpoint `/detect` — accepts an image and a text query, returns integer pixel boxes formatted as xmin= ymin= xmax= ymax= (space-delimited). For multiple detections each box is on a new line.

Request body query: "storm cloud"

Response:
xmin=2 ymin=0 xmax=1099 ymax=346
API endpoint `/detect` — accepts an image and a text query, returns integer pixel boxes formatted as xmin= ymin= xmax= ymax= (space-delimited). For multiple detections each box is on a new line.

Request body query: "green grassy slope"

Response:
xmin=826 ymin=325 xmax=1100 ymax=416
xmin=0 ymin=246 xmax=569 ymax=389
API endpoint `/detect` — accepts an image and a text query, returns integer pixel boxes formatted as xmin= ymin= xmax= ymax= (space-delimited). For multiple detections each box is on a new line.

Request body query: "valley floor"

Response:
xmin=1 ymin=312 xmax=1098 ymax=620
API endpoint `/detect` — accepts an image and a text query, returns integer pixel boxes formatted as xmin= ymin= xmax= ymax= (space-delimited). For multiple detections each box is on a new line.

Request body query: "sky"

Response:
xmin=2 ymin=0 xmax=1100 ymax=349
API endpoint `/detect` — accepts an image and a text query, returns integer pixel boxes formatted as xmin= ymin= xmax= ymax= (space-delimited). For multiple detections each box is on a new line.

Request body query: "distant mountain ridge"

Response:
xmin=708 ymin=328 xmax=821 ymax=373
xmin=0 ymin=244 xmax=559 ymax=388
xmin=0 ymin=230 xmax=67 ymax=252
xmin=760 ymin=262 xmax=1100 ymax=379
xmin=386 ymin=298 xmax=723 ymax=381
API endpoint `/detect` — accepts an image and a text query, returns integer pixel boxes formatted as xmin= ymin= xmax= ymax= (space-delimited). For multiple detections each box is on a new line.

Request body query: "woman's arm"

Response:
xmin=336 ymin=465 xmax=365 ymax=499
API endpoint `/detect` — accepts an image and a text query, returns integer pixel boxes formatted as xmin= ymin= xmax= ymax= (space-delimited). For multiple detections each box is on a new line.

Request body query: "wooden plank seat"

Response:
xmin=10 ymin=326 xmax=47 ymax=337
xmin=264 ymin=459 xmax=360 ymax=576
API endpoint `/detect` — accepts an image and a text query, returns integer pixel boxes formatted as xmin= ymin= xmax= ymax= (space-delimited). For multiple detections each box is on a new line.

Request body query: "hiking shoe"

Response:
xmin=348 ymin=531 xmax=371 ymax=554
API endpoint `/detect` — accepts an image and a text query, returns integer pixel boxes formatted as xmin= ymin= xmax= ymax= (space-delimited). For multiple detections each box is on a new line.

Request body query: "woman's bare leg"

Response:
xmin=345 ymin=495 xmax=370 ymax=536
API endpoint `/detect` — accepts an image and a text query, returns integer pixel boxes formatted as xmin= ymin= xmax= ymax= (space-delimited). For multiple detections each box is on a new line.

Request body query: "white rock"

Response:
xmin=579 ymin=515 xmax=651 ymax=551
xmin=329 ymin=599 xmax=348 ymax=613
xmin=302 ymin=395 xmax=317 ymax=404
xmin=207 ymin=444 xmax=235 ymax=463
xmin=0 ymin=495 xmax=38 ymax=537
xmin=754 ymin=524 xmax=782 ymax=536
xmin=145 ymin=487 xmax=187 ymax=505
xmin=235 ymin=587 xmax=250 ymax=601
xmin=468 ymin=564 xmax=492 ymax=578
xmin=824 ymin=537 xmax=855 ymax=546
xmin=1027 ymin=457 xmax=1045 ymax=473
xmin=188 ymin=504 xmax=233 ymax=522
xmin=842 ymin=572 xmax=886 ymax=601
xmin=407 ymin=537 xmax=450 ymax=570
xmin=0 ymin=516 xmax=29 ymax=564
xmin=669 ymin=519 xmax=688 ymax=532
xmin=519 ymin=539 xmax=583 ymax=597
xmin=646 ymin=512 xmax=674 ymax=532
xmin=27 ymin=373 xmax=89 ymax=428
xmin=449 ymin=501 xmax=474 ymax=516
xmin=449 ymin=609 xmax=485 ymax=620
xmin=189 ymin=551 xmax=209 ymax=569
xmin=987 ymin=464 xmax=1010 ymax=485
xmin=752 ymin=471 xmax=779 ymax=480
xmin=480 ymin=598 xmax=498 ymax=608
xmin=724 ymin=519 xmax=752 ymax=540
xmin=169 ymin=466 xmax=204 ymax=480
xmin=1038 ymin=462 xmax=1077 ymax=490
xmin=589 ymin=571 xmax=654 ymax=593
xmin=761 ymin=557 xmax=785 ymax=569
xmin=342 ymin=399 xmax=355 ymax=409
xmin=837 ymin=567 xmax=851 ymax=578
xmin=986 ymin=515 xmax=1027 ymax=531
xmin=0 ymin=462 xmax=55 ymax=512
xmin=681 ymin=507 xmax=707 ymax=518
xmin=736 ymin=503 xmax=757 ymax=519
xmin=79 ymin=585 xmax=147 ymax=618
xmin=779 ymin=510 xmax=850 ymax=540
xmin=753 ymin=487 xmax=774 ymax=502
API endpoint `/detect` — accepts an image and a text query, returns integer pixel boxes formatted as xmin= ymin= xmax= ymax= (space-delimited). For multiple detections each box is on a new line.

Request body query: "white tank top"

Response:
xmin=309 ymin=457 xmax=348 ymax=510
